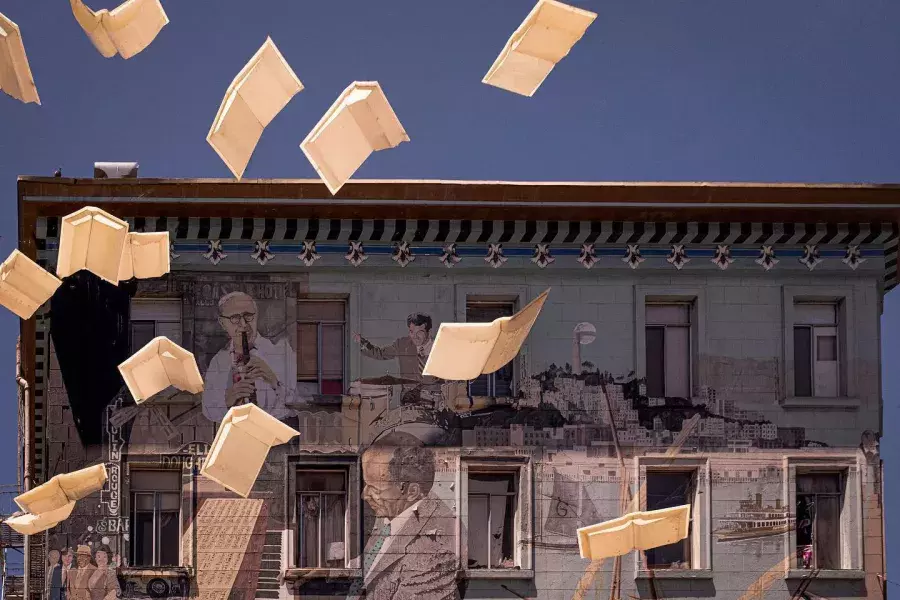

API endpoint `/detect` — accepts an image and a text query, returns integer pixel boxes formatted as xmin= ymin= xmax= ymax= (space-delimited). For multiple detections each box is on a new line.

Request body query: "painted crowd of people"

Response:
xmin=46 ymin=545 xmax=122 ymax=600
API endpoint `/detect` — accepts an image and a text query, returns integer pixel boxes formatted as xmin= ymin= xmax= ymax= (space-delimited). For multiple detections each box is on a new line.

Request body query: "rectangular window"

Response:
xmin=466 ymin=300 xmax=515 ymax=397
xmin=129 ymin=469 xmax=181 ymax=567
xmin=296 ymin=469 xmax=348 ymax=569
xmin=793 ymin=303 xmax=839 ymax=398
xmin=297 ymin=301 xmax=346 ymax=396
xmin=795 ymin=472 xmax=842 ymax=570
xmin=130 ymin=299 xmax=182 ymax=353
xmin=467 ymin=472 xmax=517 ymax=569
xmin=645 ymin=303 xmax=691 ymax=398
xmin=644 ymin=470 xmax=695 ymax=569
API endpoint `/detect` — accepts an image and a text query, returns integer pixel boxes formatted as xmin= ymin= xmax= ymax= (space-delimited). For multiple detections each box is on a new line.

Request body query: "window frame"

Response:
xmin=294 ymin=468 xmax=349 ymax=569
xmin=634 ymin=456 xmax=711 ymax=578
xmin=635 ymin=287 xmax=706 ymax=400
xmin=783 ymin=456 xmax=863 ymax=576
xmin=126 ymin=467 xmax=184 ymax=568
xmin=458 ymin=455 xmax=533 ymax=579
xmin=296 ymin=299 xmax=348 ymax=396
xmin=455 ymin=285 xmax=529 ymax=401
xmin=465 ymin=299 xmax=516 ymax=398
xmin=782 ymin=287 xmax=859 ymax=409
xmin=645 ymin=303 xmax=693 ymax=398
xmin=284 ymin=454 xmax=361 ymax=579
xmin=129 ymin=298 xmax=183 ymax=353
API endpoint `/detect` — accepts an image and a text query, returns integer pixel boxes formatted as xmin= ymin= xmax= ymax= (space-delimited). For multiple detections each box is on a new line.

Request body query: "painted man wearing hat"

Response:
xmin=65 ymin=545 xmax=96 ymax=600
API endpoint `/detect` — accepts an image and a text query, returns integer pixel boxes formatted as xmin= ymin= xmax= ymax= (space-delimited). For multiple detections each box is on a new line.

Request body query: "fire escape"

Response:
xmin=0 ymin=484 xmax=25 ymax=600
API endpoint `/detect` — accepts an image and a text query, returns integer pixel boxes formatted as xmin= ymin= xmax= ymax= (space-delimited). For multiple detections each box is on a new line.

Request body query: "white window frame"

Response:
xmin=783 ymin=456 xmax=864 ymax=578
xmin=284 ymin=454 xmax=361 ymax=578
xmin=634 ymin=456 xmax=711 ymax=578
xmin=782 ymin=287 xmax=859 ymax=409
xmin=456 ymin=285 xmax=529 ymax=401
xmin=635 ymin=286 xmax=707 ymax=400
xmin=458 ymin=455 xmax=533 ymax=579
xmin=129 ymin=298 xmax=183 ymax=351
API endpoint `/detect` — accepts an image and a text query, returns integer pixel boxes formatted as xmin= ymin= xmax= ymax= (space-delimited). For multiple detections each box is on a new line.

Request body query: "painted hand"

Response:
xmin=245 ymin=356 xmax=279 ymax=389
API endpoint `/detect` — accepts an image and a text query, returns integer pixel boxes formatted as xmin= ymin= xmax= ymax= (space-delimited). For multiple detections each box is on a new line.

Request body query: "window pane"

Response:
xmin=797 ymin=474 xmax=841 ymax=495
xmin=322 ymin=494 xmax=346 ymax=568
xmin=298 ymin=301 xmax=345 ymax=322
xmin=664 ymin=326 xmax=691 ymax=398
xmin=796 ymin=495 xmax=814 ymax=568
xmin=795 ymin=303 xmax=837 ymax=326
xmin=131 ymin=299 xmax=182 ymax=322
xmin=134 ymin=493 xmax=155 ymax=511
xmin=298 ymin=471 xmax=346 ymax=493
xmin=133 ymin=511 xmax=154 ymax=566
xmin=158 ymin=511 xmax=180 ymax=565
xmin=466 ymin=302 xmax=514 ymax=323
xmin=469 ymin=473 xmax=515 ymax=494
xmin=645 ymin=327 xmax=665 ymax=397
xmin=645 ymin=472 xmax=693 ymax=568
xmin=816 ymin=333 xmax=838 ymax=362
xmin=159 ymin=492 xmax=181 ymax=512
xmin=321 ymin=380 xmax=343 ymax=395
xmin=490 ymin=495 xmax=515 ymax=568
xmin=815 ymin=496 xmax=841 ymax=569
xmin=131 ymin=470 xmax=181 ymax=491
xmin=646 ymin=304 xmax=690 ymax=325
xmin=299 ymin=495 xmax=321 ymax=568
xmin=321 ymin=324 xmax=344 ymax=381
xmin=297 ymin=323 xmax=319 ymax=380
xmin=468 ymin=495 xmax=489 ymax=568
xmin=156 ymin=321 xmax=182 ymax=346
xmin=794 ymin=327 xmax=813 ymax=397
xmin=131 ymin=321 xmax=156 ymax=354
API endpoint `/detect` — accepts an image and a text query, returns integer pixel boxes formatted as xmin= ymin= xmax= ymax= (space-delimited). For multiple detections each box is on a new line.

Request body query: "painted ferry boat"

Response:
xmin=714 ymin=493 xmax=796 ymax=542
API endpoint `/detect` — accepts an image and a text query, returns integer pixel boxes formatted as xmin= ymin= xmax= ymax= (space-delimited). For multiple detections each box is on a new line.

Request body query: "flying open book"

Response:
xmin=301 ymin=81 xmax=409 ymax=195
xmin=57 ymin=206 xmax=130 ymax=285
xmin=118 ymin=336 xmax=204 ymax=402
xmin=118 ymin=231 xmax=170 ymax=281
xmin=0 ymin=11 xmax=41 ymax=104
xmin=577 ymin=504 xmax=691 ymax=561
xmin=0 ymin=250 xmax=62 ymax=320
xmin=483 ymin=0 xmax=596 ymax=97
xmin=4 ymin=464 xmax=108 ymax=535
xmin=201 ymin=404 xmax=300 ymax=498
xmin=208 ymin=37 xmax=304 ymax=180
xmin=70 ymin=0 xmax=169 ymax=59
xmin=423 ymin=289 xmax=550 ymax=381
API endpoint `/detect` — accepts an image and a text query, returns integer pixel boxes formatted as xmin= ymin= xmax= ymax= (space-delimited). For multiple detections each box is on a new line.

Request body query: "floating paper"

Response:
xmin=208 ymin=37 xmax=304 ymax=180
xmin=0 ymin=250 xmax=62 ymax=319
xmin=483 ymin=0 xmax=596 ymax=97
xmin=301 ymin=81 xmax=408 ymax=195
xmin=118 ymin=231 xmax=170 ymax=280
xmin=423 ymin=289 xmax=550 ymax=380
xmin=70 ymin=0 xmax=169 ymax=59
xmin=0 ymin=12 xmax=41 ymax=104
xmin=57 ymin=206 xmax=129 ymax=284
xmin=577 ymin=504 xmax=691 ymax=561
xmin=5 ymin=464 xmax=108 ymax=535
xmin=118 ymin=336 xmax=203 ymax=402
xmin=201 ymin=404 xmax=299 ymax=497
xmin=5 ymin=501 xmax=76 ymax=535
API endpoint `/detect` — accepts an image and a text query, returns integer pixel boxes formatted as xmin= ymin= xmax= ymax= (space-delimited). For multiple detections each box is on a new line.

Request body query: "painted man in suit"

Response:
xmin=353 ymin=432 xmax=458 ymax=600
xmin=46 ymin=549 xmax=64 ymax=600
xmin=353 ymin=313 xmax=442 ymax=406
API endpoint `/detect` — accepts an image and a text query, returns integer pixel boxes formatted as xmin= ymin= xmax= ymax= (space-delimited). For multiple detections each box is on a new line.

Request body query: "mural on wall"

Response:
xmin=42 ymin=273 xmax=871 ymax=600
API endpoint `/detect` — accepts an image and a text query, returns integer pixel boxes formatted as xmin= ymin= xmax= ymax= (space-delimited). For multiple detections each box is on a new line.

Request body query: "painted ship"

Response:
xmin=714 ymin=493 xmax=796 ymax=542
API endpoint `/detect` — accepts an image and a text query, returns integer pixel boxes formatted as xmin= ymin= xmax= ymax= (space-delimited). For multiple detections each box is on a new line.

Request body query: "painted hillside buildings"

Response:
xmin=12 ymin=177 xmax=893 ymax=600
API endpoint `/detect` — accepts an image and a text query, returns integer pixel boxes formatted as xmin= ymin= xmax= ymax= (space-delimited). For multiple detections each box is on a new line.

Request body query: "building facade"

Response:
xmin=14 ymin=178 xmax=895 ymax=600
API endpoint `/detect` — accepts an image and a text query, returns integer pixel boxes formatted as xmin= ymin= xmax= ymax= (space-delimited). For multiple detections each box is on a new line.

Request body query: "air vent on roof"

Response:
xmin=94 ymin=162 xmax=139 ymax=178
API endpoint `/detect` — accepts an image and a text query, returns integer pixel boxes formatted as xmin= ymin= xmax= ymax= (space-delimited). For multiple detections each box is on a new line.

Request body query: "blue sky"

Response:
xmin=0 ymin=0 xmax=896 ymax=580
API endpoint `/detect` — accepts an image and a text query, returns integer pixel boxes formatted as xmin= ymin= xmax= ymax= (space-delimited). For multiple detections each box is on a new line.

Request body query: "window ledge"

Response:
xmin=282 ymin=568 xmax=361 ymax=581
xmin=460 ymin=569 xmax=534 ymax=580
xmin=782 ymin=397 xmax=861 ymax=410
xmin=635 ymin=569 xmax=713 ymax=580
xmin=118 ymin=567 xmax=193 ymax=578
xmin=786 ymin=569 xmax=865 ymax=581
